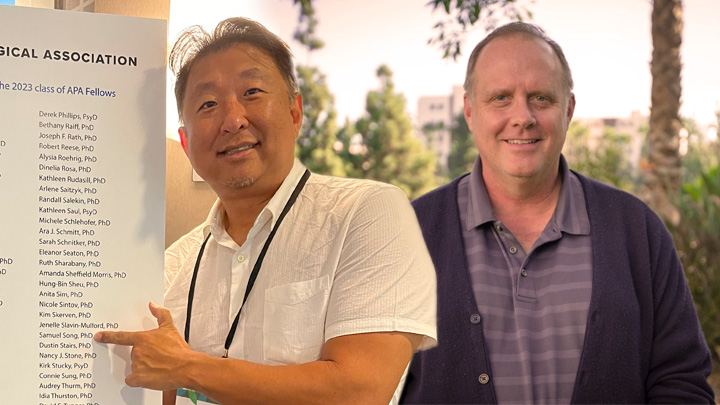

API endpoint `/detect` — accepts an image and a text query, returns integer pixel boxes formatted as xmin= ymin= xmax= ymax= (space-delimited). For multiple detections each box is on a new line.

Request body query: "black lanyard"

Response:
xmin=184 ymin=169 xmax=311 ymax=358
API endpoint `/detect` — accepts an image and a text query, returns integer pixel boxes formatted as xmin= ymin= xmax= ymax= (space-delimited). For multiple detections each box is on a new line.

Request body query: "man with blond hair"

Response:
xmin=402 ymin=22 xmax=713 ymax=404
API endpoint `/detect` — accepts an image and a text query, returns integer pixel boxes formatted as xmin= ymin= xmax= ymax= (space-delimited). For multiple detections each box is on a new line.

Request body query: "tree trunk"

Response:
xmin=646 ymin=0 xmax=683 ymax=225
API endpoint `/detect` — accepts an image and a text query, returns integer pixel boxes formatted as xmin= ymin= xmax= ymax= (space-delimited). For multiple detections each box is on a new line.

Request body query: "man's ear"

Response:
xmin=566 ymin=93 xmax=576 ymax=122
xmin=178 ymin=127 xmax=189 ymax=156
xmin=291 ymin=93 xmax=303 ymax=139
xmin=463 ymin=93 xmax=473 ymax=128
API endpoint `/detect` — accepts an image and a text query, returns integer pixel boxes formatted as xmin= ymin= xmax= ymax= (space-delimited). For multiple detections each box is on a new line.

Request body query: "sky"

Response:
xmin=166 ymin=0 xmax=720 ymax=136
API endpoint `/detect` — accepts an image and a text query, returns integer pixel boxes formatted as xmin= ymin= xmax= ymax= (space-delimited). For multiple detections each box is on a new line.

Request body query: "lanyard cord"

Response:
xmin=184 ymin=169 xmax=311 ymax=358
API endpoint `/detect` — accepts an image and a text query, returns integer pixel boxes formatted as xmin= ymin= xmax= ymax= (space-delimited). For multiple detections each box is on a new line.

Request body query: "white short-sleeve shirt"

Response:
xmin=164 ymin=159 xmax=437 ymax=402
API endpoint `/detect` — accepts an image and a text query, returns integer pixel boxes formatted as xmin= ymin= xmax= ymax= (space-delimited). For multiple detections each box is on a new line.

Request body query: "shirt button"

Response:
xmin=237 ymin=255 xmax=245 ymax=263
xmin=470 ymin=314 xmax=482 ymax=324
xmin=521 ymin=268 xmax=528 ymax=277
xmin=478 ymin=373 xmax=490 ymax=384
xmin=495 ymin=225 xmax=503 ymax=232
xmin=509 ymin=246 xmax=518 ymax=254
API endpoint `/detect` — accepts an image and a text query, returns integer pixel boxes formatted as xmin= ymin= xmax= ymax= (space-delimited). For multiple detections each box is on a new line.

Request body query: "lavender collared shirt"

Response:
xmin=458 ymin=155 xmax=592 ymax=404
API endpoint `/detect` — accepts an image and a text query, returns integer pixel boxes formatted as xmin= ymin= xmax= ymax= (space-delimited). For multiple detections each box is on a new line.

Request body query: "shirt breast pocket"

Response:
xmin=263 ymin=276 xmax=330 ymax=364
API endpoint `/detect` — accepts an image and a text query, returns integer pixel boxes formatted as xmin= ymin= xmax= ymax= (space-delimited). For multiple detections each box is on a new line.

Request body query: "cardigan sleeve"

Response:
xmin=576 ymin=173 xmax=714 ymax=403
xmin=644 ymin=211 xmax=715 ymax=403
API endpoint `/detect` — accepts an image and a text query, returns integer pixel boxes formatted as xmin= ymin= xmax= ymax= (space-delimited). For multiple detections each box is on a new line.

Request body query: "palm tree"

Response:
xmin=646 ymin=0 xmax=683 ymax=225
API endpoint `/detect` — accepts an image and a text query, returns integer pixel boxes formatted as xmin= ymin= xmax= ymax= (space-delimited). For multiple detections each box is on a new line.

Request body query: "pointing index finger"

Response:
xmin=94 ymin=330 xmax=137 ymax=346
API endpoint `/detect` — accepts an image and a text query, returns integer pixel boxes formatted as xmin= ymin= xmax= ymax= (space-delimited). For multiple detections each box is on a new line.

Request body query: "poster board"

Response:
xmin=0 ymin=5 xmax=166 ymax=403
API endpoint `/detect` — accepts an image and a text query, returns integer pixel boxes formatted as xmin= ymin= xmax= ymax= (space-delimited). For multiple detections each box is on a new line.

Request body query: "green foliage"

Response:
xmin=292 ymin=62 xmax=439 ymax=199
xmin=295 ymin=65 xmax=346 ymax=177
xmin=351 ymin=65 xmax=439 ymax=199
xmin=681 ymin=136 xmax=720 ymax=186
xmin=427 ymin=0 xmax=533 ymax=60
xmin=292 ymin=0 xmax=324 ymax=51
xmin=446 ymin=112 xmax=477 ymax=179
xmin=669 ymin=164 xmax=720 ymax=368
xmin=335 ymin=119 xmax=367 ymax=178
xmin=563 ymin=121 xmax=635 ymax=191
xmin=421 ymin=121 xmax=445 ymax=135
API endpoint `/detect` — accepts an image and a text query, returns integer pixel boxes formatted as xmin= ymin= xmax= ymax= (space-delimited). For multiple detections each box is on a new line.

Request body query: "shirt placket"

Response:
xmin=492 ymin=221 xmax=537 ymax=303
xmin=228 ymin=210 xmax=271 ymax=358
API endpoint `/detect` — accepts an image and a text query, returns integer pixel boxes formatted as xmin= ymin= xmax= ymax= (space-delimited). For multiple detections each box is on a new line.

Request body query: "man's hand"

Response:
xmin=96 ymin=302 xmax=423 ymax=403
xmin=94 ymin=302 xmax=194 ymax=391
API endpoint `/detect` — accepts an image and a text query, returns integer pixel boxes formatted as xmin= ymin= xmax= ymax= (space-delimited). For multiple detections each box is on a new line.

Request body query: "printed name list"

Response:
xmin=0 ymin=6 xmax=166 ymax=404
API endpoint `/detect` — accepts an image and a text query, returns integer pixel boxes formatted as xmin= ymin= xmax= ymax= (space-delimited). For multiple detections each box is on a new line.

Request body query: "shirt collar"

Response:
xmin=465 ymin=154 xmax=590 ymax=236
xmin=465 ymin=156 xmax=496 ymax=230
xmin=201 ymin=158 xmax=308 ymax=240
xmin=553 ymin=156 xmax=590 ymax=236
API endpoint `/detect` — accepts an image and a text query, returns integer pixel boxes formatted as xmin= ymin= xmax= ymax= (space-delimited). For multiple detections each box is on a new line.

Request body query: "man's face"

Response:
xmin=179 ymin=43 xmax=302 ymax=195
xmin=464 ymin=33 xmax=575 ymax=185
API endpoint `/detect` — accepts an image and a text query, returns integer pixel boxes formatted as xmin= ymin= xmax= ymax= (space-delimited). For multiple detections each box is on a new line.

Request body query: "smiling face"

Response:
xmin=178 ymin=43 xmax=302 ymax=198
xmin=464 ymin=33 xmax=575 ymax=187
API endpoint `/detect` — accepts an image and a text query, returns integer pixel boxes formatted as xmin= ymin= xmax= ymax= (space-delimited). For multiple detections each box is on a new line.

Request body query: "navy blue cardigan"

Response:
xmin=402 ymin=172 xmax=714 ymax=404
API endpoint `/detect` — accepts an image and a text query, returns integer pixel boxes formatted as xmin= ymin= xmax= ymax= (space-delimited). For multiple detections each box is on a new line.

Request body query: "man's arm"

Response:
xmin=645 ymin=224 xmax=714 ymax=403
xmin=96 ymin=302 xmax=420 ymax=404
